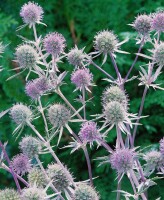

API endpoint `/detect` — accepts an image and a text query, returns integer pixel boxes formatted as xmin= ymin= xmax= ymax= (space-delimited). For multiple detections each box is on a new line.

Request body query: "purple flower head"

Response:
xmin=151 ymin=11 xmax=164 ymax=32
xmin=11 ymin=154 xmax=31 ymax=175
xmin=144 ymin=150 xmax=164 ymax=171
xmin=160 ymin=138 xmax=164 ymax=156
xmin=10 ymin=103 xmax=33 ymax=125
xmin=25 ymin=80 xmax=40 ymax=99
xmin=110 ymin=148 xmax=135 ymax=173
xmin=25 ymin=77 xmax=50 ymax=99
xmin=79 ymin=121 xmax=100 ymax=143
xmin=133 ymin=14 xmax=152 ymax=36
xmin=20 ymin=2 xmax=43 ymax=25
xmin=43 ymin=32 xmax=66 ymax=57
xmin=35 ymin=76 xmax=50 ymax=92
xmin=71 ymin=68 xmax=93 ymax=89
xmin=153 ymin=42 xmax=164 ymax=66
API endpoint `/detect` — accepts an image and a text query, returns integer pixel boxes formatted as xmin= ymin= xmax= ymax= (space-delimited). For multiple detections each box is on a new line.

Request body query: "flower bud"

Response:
xmin=21 ymin=187 xmax=47 ymax=200
xmin=151 ymin=11 xmax=164 ymax=32
xmin=153 ymin=43 xmax=164 ymax=66
xmin=28 ymin=168 xmax=46 ymax=187
xmin=0 ymin=189 xmax=21 ymax=200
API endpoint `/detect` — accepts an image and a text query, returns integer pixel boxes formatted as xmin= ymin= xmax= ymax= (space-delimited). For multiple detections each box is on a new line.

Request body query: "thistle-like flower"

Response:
xmin=79 ymin=121 xmax=102 ymax=146
xmin=25 ymin=80 xmax=41 ymax=100
xmin=48 ymin=104 xmax=71 ymax=128
xmin=15 ymin=44 xmax=39 ymax=69
xmin=110 ymin=148 xmax=135 ymax=174
xmin=160 ymin=138 xmax=164 ymax=156
xmin=0 ymin=189 xmax=21 ymax=200
xmin=71 ymin=68 xmax=93 ymax=91
xmin=25 ymin=77 xmax=50 ymax=100
xmin=11 ymin=154 xmax=31 ymax=175
xmin=153 ymin=42 xmax=164 ymax=66
xmin=98 ymin=101 xmax=138 ymax=134
xmin=93 ymin=30 xmax=128 ymax=63
xmin=72 ymin=183 xmax=99 ymax=200
xmin=21 ymin=187 xmax=48 ymax=200
xmin=67 ymin=46 xmax=90 ymax=67
xmin=47 ymin=163 xmax=72 ymax=191
xmin=151 ymin=11 xmax=164 ymax=33
xmin=137 ymin=42 xmax=164 ymax=67
xmin=102 ymin=85 xmax=128 ymax=109
xmin=47 ymin=103 xmax=83 ymax=144
xmin=10 ymin=103 xmax=33 ymax=125
xmin=19 ymin=136 xmax=41 ymax=159
xmin=131 ymin=14 xmax=152 ymax=37
xmin=20 ymin=2 xmax=44 ymax=27
xmin=144 ymin=150 xmax=164 ymax=174
xmin=28 ymin=168 xmax=46 ymax=187
xmin=43 ymin=32 xmax=66 ymax=57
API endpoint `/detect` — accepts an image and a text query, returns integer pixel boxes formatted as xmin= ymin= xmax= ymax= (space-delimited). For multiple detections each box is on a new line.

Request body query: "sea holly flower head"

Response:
xmin=0 ymin=189 xmax=21 ymax=200
xmin=20 ymin=2 xmax=44 ymax=26
xmin=144 ymin=150 xmax=164 ymax=172
xmin=72 ymin=183 xmax=99 ymax=200
xmin=25 ymin=77 xmax=50 ymax=100
xmin=11 ymin=153 xmax=31 ymax=175
xmin=153 ymin=42 xmax=164 ymax=66
xmin=43 ymin=32 xmax=66 ymax=57
xmin=19 ymin=136 xmax=41 ymax=159
xmin=93 ymin=30 xmax=129 ymax=64
xmin=110 ymin=148 xmax=135 ymax=174
xmin=67 ymin=46 xmax=90 ymax=67
xmin=47 ymin=163 xmax=72 ymax=191
xmin=48 ymin=103 xmax=71 ymax=128
xmin=21 ymin=187 xmax=49 ymax=200
xmin=15 ymin=44 xmax=39 ymax=69
xmin=151 ymin=11 xmax=164 ymax=33
xmin=102 ymin=85 xmax=128 ymax=109
xmin=132 ymin=14 xmax=152 ymax=36
xmin=10 ymin=103 xmax=33 ymax=125
xmin=71 ymin=68 xmax=93 ymax=91
xmin=79 ymin=121 xmax=102 ymax=146
xmin=100 ymin=101 xmax=138 ymax=134
xmin=28 ymin=168 xmax=46 ymax=188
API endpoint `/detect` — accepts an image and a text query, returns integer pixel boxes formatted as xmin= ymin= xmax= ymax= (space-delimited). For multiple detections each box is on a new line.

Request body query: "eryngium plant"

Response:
xmin=0 ymin=2 xmax=163 ymax=200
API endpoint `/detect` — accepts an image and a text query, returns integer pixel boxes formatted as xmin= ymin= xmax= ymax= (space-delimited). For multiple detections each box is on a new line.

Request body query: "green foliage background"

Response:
xmin=0 ymin=0 xmax=164 ymax=199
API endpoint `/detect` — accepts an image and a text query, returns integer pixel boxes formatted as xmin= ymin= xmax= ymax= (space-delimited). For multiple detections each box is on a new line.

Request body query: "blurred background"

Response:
xmin=0 ymin=0 xmax=164 ymax=199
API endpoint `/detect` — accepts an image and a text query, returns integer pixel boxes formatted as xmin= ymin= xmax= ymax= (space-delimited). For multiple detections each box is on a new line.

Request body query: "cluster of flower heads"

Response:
xmin=25 ymin=76 xmax=50 ymax=100
xmin=0 ymin=1 xmax=164 ymax=200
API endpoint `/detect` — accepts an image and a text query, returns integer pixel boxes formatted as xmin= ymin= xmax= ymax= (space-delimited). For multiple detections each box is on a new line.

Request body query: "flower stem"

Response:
xmin=82 ymin=86 xmax=86 ymax=120
xmin=0 ymin=141 xmax=21 ymax=193
xmin=1 ymin=163 xmax=29 ymax=187
xmin=91 ymin=61 xmax=115 ymax=81
xmin=57 ymin=88 xmax=83 ymax=120
xmin=109 ymin=53 xmax=121 ymax=83
xmin=132 ymin=86 xmax=148 ymax=144
xmin=38 ymin=97 xmax=49 ymax=137
xmin=124 ymin=38 xmax=144 ymax=83
xmin=83 ymin=147 xmax=93 ymax=186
